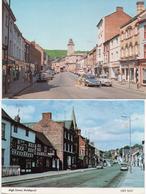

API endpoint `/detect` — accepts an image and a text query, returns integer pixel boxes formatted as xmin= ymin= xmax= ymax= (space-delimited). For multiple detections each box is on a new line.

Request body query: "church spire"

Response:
xmin=71 ymin=107 xmax=77 ymax=129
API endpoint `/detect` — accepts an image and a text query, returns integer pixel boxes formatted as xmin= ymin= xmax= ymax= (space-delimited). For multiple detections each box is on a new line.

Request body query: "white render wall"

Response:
xmin=2 ymin=1 xmax=25 ymax=62
xmin=97 ymin=18 xmax=105 ymax=64
xmin=11 ymin=125 xmax=35 ymax=143
xmin=2 ymin=119 xmax=11 ymax=167
xmin=109 ymin=35 xmax=120 ymax=63
xmin=139 ymin=21 xmax=146 ymax=59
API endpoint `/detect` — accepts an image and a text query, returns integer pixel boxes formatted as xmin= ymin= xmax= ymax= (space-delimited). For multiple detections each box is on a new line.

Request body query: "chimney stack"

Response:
xmin=116 ymin=7 xmax=123 ymax=12
xmin=76 ymin=129 xmax=81 ymax=136
xmin=42 ymin=112 xmax=52 ymax=122
xmin=14 ymin=115 xmax=20 ymax=123
xmin=137 ymin=1 xmax=145 ymax=14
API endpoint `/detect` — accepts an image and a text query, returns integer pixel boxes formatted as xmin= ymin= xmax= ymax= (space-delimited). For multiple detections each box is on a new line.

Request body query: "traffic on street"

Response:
xmin=13 ymin=72 xmax=146 ymax=99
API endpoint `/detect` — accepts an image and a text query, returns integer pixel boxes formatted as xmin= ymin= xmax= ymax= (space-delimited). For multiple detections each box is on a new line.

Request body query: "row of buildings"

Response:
xmin=52 ymin=1 xmax=146 ymax=86
xmin=52 ymin=38 xmax=87 ymax=74
xmin=109 ymin=144 xmax=144 ymax=169
xmin=2 ymin=108 xmax=104 ymax=177
xmin=2 ymin=0 xmax=51 ymax=94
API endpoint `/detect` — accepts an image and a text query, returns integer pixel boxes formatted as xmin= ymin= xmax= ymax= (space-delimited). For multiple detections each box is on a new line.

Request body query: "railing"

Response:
xmin=2 ymin=166 xmax=20 ymax=177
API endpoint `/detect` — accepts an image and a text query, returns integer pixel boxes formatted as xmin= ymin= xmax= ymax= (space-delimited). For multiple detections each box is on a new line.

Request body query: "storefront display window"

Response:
xmin=143 ymin=68 xmax=146 ymax=83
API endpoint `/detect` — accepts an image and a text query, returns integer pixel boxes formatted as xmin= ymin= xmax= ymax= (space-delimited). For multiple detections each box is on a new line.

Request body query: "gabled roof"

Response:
xmin=121 ymin=9 xmax=146 ymax=28
xmin=64 ymin=120 xmax=73 ymax=129
xmin=23 ymin=122 xmax=37 ymax=128
xmin=2 ymin=109 xmax=36 ymax=133
xmin=36 ymin=131 xmax=55 ymax=149
xmin=2 ymin=109 xmax=14 ymax=122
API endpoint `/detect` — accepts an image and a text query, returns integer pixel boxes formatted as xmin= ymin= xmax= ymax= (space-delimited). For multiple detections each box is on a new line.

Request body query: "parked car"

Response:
xmin=78 ymin=74 xmax=101 ymax=87
xmin=37 ymin=71 xmax=53 ymax=82
xmin=45 ymin=70 xmax=54 ymax=80
xmin=120 ymin=163 xmax=128 ymax=171
xmin=96 ymin=165 xmax=103 ymax=169
xmin=99 ymin=74 xmax=112 ymax=86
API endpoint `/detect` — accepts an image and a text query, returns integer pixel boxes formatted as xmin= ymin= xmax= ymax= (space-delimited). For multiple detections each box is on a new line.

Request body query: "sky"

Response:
xmin=2 ymin=100 xmax=145 ymax=151
xmin=10 ymin=0 xmax=144 ymax=50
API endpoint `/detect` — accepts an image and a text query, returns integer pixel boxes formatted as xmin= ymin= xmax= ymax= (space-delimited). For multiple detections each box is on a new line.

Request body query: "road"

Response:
xmin=14 ymin=72 xmax=146 ymax=99
xmin=3 ymin=165 xmax=126 ymax=187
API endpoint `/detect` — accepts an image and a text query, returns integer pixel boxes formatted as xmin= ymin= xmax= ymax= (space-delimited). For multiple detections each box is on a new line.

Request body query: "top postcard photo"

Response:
xmin=2 ymin=0 xmax=146 ymax=99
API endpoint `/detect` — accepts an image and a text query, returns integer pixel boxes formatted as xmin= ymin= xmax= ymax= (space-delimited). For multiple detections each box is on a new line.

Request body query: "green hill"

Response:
xmin=45 ymin=50 xmax=67 ymax=58
xmin=45 ymin=49 xmax=88 ymax=58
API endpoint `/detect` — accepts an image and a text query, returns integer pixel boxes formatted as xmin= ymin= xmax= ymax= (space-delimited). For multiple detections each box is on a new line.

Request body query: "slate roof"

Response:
xmin=36 ymin=131 xmax=55 ymax=149
xmin=2 ymin=109 xmax=36 ymax=133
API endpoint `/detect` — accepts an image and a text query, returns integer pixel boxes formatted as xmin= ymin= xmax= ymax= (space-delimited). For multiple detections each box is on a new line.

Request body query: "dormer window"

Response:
xmin=26 ymin=130 xmax=29 ymax=137
xmin=14 ymin=125 xmax=18 ymax=133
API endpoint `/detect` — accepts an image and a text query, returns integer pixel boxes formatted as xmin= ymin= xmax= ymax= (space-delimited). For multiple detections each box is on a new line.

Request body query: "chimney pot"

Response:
xmin=42 ymin=112 xmax=52 ymax=121
xmin=14 ymin=115 xmax=20 ymax=123
xmin=116 ymin=7 xmax=123 ymax=12
xmin=137 ymin=1 xmax=145 ymax=14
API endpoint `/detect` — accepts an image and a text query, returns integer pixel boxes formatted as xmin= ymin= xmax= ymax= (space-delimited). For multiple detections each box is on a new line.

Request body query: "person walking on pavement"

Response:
xmin=29 ymin=71 xmax=33 ymax=84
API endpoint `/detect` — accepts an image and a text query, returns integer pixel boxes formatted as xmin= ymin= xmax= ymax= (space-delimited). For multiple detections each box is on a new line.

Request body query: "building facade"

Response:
xmin=120 ymin=9 xmax=146 ymax=84
xmin=96 ymin=7 xmax=131 ymax=75
xmin=138 ymin=12 xmax=146 ymax=85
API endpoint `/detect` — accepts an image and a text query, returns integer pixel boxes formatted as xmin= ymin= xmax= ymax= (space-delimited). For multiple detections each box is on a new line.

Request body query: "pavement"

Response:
xmin=13 ymin=72 xmax=146 ymax=99
xmin=2 ymin=165 xmax=126 ymax=187
xmin=112 ymin=80 xmax=146 ymax=94
xmin=2 ymin=168 xmax=95 ymax=185
xmin=2 ymin=76 xmax=37 ymax=99
xmin=118 ymin=166 xmax=144 ymax=187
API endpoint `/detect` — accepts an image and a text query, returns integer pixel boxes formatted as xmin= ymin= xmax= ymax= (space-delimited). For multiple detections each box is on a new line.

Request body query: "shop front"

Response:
xmin=139 ymin=59 xmax=146 ymax=86
xmin=10 ymin=137 xmax=35 ymax=174
xmin=120 ymin=60 xmax=138 ymax=83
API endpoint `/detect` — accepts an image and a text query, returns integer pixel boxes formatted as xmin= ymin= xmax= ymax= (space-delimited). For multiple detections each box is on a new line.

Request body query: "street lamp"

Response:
xmin=121 ymin=115 xmax=132 ymax=173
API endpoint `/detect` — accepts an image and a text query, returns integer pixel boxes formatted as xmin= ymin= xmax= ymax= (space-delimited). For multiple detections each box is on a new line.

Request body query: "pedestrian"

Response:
xmin=29 ymin=71 xmax=33 ymax=84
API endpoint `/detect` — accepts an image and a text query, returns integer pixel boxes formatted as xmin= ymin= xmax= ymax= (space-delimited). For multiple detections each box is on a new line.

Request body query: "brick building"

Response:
xmin=120 ymin=6 xmax=146 ymax=84
xmin=26 ymin=109 xmax=78 ymax=170
xmin=96 ymin=6 xmax=131 ymax=75
xmin=74 ymin=128 xmax=96 ymax=169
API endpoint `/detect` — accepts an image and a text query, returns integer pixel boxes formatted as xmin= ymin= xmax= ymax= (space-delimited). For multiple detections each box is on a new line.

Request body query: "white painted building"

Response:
xmin=109 ymin=34 xmax=121 ymax=79
xmin=2 ymin=110 xmax=12 ymax=167
xmin=138 ymin=13 xmax=146 ymax=85
xmin=97 ymin=19 xmax=105 ymax=68
xmin=2 ymin=109 xmax=36 ymax=176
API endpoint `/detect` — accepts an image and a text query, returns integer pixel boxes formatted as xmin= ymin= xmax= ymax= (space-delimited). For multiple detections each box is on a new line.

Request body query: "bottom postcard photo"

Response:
xmin=1 ymin=100 xmax=145 ymax=194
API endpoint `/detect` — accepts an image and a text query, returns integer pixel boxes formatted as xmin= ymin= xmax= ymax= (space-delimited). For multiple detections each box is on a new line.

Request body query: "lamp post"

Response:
xmin=121 ymin=115 xmax=132 ymax=173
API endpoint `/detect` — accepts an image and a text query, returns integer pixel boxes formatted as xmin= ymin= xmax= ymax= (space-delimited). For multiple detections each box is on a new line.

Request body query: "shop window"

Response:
xmin=143 ymin=69 xmax=146 ymax=83
xmin=46 ymin=159 xmax=50 ymax=167
xmin=2 ymin=123 xmax=6 ymax=140
xmin=26 ymin=159 xmax=31 ymax=169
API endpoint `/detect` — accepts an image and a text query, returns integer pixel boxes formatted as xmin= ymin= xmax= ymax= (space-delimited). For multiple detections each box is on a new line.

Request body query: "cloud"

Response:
xmin=2 ymin=104 xmax=36 ymax=122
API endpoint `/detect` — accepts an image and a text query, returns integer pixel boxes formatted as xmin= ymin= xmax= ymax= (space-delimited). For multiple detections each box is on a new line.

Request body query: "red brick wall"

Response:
xmin=105 ymin=8 xmax=131 ymax=41
xmin=79 ymin=136 xmax=86 ymax=156
xmin=32 ymin=115 xmax=64 ymax=169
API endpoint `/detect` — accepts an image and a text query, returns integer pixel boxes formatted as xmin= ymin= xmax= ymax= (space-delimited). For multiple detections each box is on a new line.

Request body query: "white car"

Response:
xmin=120 ymin=163 xmax=128 ymax=171
xmin=96 ymin=165 xmax=103 ymax=169
xmin=99 ymin=75 xmax=112 ymax=86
